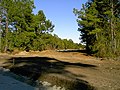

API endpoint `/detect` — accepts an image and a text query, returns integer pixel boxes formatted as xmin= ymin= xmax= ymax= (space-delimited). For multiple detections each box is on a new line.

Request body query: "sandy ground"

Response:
xmin=36 ymin=50 xmax=120 ymax=90
xmin=0 ymin=50 xmax=120 ymax=90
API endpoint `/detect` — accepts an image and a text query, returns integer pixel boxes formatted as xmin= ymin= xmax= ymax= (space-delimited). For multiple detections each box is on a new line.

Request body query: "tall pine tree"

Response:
xmin=74 ymin=0 xmax=120 ymax=59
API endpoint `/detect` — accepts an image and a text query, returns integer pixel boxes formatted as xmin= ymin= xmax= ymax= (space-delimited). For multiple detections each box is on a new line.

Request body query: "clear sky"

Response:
xmin=33 ymin=0 xmax=87 ymax=43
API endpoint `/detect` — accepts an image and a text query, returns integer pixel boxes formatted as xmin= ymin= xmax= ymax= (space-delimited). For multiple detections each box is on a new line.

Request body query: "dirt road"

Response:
xmin=37 ymin=50 xmax=120 ymax=90
xmin=0 ymin=50 xmax=120 ymax=90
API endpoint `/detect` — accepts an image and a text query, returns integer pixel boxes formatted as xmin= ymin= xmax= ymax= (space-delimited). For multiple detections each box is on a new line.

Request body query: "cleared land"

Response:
xmin=0 ymin=50 xmax=120 ymax=90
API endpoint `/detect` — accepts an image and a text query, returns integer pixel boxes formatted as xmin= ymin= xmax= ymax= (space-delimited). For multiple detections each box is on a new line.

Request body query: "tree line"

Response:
xmin=0 ymin=0 xmax=82 ymax=52
xmin=74 ymin=0 xmax=120 ymax=59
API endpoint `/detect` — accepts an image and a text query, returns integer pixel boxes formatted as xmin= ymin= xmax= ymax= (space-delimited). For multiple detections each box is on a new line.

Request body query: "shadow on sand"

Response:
xmin=4 ymin=56 xmax=96 ymax=90
xmin=57 ymin=49 xmax=87 ymax=53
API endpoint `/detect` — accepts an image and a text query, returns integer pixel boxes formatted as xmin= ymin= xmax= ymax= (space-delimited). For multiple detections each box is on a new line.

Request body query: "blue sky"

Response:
xmin=33 ymin=0 xmax=87 ymax=43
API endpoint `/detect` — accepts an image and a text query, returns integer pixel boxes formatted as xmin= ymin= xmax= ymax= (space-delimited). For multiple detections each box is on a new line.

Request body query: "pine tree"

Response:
xmin=74 ymin=0 xmax=120 ymax=58
xmin=74 ymin=1 xmax=101 ymax=54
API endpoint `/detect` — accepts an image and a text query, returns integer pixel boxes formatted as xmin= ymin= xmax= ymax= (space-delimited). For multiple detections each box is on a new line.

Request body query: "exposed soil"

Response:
xmin=0 ymin=50 xmax=120 ymax=90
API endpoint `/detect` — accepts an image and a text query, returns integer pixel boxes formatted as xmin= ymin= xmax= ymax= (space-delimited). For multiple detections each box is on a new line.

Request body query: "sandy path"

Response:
xmin=0 ymin=50 xmax=120 ymax=90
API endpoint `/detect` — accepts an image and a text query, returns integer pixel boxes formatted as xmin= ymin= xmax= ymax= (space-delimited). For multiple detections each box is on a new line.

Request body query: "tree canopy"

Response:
xmin=0 ymin=0 xmax=82 ymax=52
xmin=74 ymin=0 xmax=120 ymax=59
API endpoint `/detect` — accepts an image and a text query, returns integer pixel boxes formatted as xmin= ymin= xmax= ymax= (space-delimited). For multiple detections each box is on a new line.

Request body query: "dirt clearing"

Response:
xmin=0 ymin=50 xmax=120 ymax=90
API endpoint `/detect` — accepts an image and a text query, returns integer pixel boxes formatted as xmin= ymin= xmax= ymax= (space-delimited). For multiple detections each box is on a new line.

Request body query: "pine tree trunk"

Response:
xmin=111 ymin=0 xmax=115 ymax=54
xmin=4 ymin=16 xmax=8 ymax=52
xmin=0 ymin=15 xmax=1 ymax=52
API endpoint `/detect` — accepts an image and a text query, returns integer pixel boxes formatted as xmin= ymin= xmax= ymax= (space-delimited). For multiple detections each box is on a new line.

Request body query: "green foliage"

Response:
xmin=0 ymin=0 xmax=82 ymax=52
xmin=74 ymin=0 xmax=120 ymax=59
